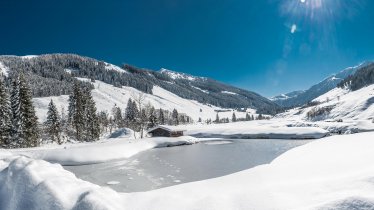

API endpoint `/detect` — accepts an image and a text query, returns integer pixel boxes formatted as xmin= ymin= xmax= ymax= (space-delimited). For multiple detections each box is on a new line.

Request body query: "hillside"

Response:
xmin=0 ymin=54 xmax=280 ymax=115
xmin=271 ymin=62 xmax=372 ymax=108
xmin=33 ymin=79 xmax=261 ymax=123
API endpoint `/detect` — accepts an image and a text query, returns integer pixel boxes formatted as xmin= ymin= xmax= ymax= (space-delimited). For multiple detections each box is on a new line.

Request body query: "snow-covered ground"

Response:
xmin=2 ymin=132 xmax=374 ymax=210
xmin=1 ymin=121 xmax=328 ymax=165
xmin=170 ymin=121 xmax=328 ymax=139
xmin=33 ymin=80 xmax=257 ymax=122
xmin=4 ymin=136 xmax=198 ymax=165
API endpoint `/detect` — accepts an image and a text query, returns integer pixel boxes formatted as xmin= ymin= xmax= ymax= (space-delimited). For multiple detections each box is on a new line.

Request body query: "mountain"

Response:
xmin=0 ymin=54 xmax=281 ymax=121
xmin=277 ymin=63 xmax=374 ymax=122
xmin=271 ymin=62 xmax=372 ymax=108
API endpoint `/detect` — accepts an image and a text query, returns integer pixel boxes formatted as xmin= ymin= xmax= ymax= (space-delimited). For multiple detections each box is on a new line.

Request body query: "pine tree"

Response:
xmin=98 ymin=111 xmax=109 ymax=135
xmin=232 ymin=112 xmax=237 ymax=122
xmin=0 ymin=79 xmax=12 ymax=147
xmin=246 ymin=113 xmax=250 ymax=121
xmin=215 ymin=113 xmax=220 ymax=123
xmin=148 ymin=106 xmax=158 ymax=129
xmin=172 ymin=109 xmax=179 ymax=125
xmin=112 ymin=105 xmax=124 ymax=128
xmin=158 ymin=108 xmax=165 ymax=125
xmin=45 ymin=99 xmax=62 ymax=144
xmin=10 ymin=76 xmax=21 ymax=147
xmin=18 ymin=74 xmax=39 ymax=147
xmin=84 ymin=89 xmax=100 ymax=141
xmin=68 ymin=82 xmax=84 ymax=141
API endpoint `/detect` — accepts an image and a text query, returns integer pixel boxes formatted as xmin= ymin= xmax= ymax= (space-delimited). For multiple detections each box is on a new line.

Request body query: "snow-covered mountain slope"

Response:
xmin=33 ymin=80 xmax=257 ymax=122
xmin=0 ymin=54 xmax=280 ymax=114
xmin=271 ymin=62 xmax=372 ymax=107
xmin=276 ymin=84 xmax=374 ymax=122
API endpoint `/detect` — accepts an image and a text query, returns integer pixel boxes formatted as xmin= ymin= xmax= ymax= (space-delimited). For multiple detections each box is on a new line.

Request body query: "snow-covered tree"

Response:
xmin=232 ymin=112 xmax=237 ymax=122
xmin=10 ymin=76 xmax=21 ymax=147
xmin=98 ymin=111 xmax=109 ymax=134
xmin=172 ymin=109 xmax=179 ymax=125
xmin=68 ymin=82 xmax=83 ymax=141
xmin=246 ymin=113 xmax=251 ymax=121
xmin=112 ymin=105 xmax=123 ymax=129
xmin=215 ymin=113 xmax=220 ymax=123
xmin=83 ymin=89 xmax=100 ymax=141
xmin=18 ymin=74 xmax=39 ymax=147
xmin=45 ymin=100 xmax=62 ymax=144
xmin=158 ymin=108 xmax=165 ymax=125
xmin=0 ymin=79 xmax=12 ymax=147
xmin=147 ymin=106 xmax=158 ymax=129
xmin=124 ymin=99 xmax=138 ymax=129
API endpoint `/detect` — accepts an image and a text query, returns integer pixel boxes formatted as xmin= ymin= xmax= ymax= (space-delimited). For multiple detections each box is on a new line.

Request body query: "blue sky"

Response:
xmin=1 ymin=0 xmax=373 ymax=96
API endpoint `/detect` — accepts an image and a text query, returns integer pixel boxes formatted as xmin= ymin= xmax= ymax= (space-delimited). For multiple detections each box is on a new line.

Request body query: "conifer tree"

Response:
xmin=215 ymin=113 xmax=220 ymax=123
xmin=172 ymin=108 xmax=179 ymax=125
xmin=246 ymin=113 xmax=251 ymax=121
xmin=158 ymin=108 xmax=165 ymax=125
xmin=84 ymin=89 xmax=100 ymax=141
xmin=232 ymin=112 xmax=237 ymax=122
xmin=10 ymin=76 xmax=21 ymax=147
xmin=45 ymin=99 xmax=62 ymax=144
xmin=111 ymin=104 xmax=123 ymax=128
xmin=68 ymin=82 xmax=84 ymax=141
xmin=18 ymin=74 xmax=39 ymax=147
xmin=148 ymin=106 xmax=158 ymax=129
xmin=0 ymin=79 xmax=12 ymax=147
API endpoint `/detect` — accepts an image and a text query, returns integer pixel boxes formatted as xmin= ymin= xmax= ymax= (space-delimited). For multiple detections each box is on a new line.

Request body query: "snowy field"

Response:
xmin=2 ymin=132 xmax=374 ymax=209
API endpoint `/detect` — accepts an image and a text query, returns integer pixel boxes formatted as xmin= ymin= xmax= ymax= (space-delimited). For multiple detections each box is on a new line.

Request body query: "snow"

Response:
xmin=191 ymin=85 xmax=209 ymax=93
xmin=0 ymin=61 xmax=9 ymax=77
xmin=6 ymin=136 xmax=198 ymax=165
xmin=160 ymin=68 xmax=199 ymax=81
xmin=172 ymin=121 xmax=328 ymax=139
xmin=64 ymin=68 xmax=78 ymax=74
xmin=2 ymin=132 xmax=374 ymax=209
xmin=104 ymin=63 xmax=128 ymax=74
xmin=21 ymin=55 xmax=38 ymax=59
xmin=33 ymin=80 xmax=254 ymax=122
xmin=221 ymin=90 xmax=237 ymax=95
xmin=278 ymin=85 xmax=374 ymax=122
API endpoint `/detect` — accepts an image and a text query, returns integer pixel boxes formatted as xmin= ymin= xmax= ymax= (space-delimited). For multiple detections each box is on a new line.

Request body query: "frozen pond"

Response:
xmin=64 ymin=139 xmax=312 ymax=192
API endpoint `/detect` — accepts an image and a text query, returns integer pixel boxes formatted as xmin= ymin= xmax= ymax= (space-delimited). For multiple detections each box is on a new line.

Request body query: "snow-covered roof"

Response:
xmin=147 ymin=125 xmax=186 ymax=133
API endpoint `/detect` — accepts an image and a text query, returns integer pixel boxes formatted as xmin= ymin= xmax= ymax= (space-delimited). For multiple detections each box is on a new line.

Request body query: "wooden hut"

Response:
xmin=147 ymin=125 xmax=185 ymax=137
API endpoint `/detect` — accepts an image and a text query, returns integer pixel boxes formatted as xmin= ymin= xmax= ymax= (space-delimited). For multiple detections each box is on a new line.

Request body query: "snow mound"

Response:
xmin=0 ymin=156 xmax=124 ymax=210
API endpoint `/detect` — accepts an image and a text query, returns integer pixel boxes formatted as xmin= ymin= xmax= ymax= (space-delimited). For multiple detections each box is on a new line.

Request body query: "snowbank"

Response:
xmin=7 ymin=136 xmax=198 ymax=166
xmin=2 ymin=132 xmax=374 ymax=209
xmin=176 ymin=121 xmax=329 ymax=139
xmin=0 ymin=156 xmax=124 ymax=210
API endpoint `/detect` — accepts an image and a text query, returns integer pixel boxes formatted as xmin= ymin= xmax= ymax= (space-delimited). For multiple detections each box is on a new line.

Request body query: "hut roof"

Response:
xmin=147 ymin=125 xmax=186 ymax=133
